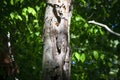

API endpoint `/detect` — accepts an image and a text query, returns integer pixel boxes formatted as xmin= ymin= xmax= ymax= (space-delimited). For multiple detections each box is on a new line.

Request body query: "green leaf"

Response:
xmin=94 ymin=28 xmax=98 ymax=34
xmin=33 ymin=20 xmax=38 ymax=23
xmin=20 ymin=0 xmax=24 ymax=3
xmin=74 ymin=52 xmax=81 ymax=61
xmin=10 ymin=12 xmax=15 ymax=19
xmin=10 ymin=0 xmax=14 ymax=5
xmin=75 ymin=16 xmax=81 ymax=21
xmin=84 ymin=23 xmax=88 ymax=28
xmin=35 ymin=6 xmax=40 ymax=11
xmin=15 ymin=0 xmax=19 ymax=4
xmin=75 ymin=15 xmax=85 ymax=22
xmin=80 ymin=53 xmax=86 ymax=63
xmin=35 ymin=32 xmax=40 ymax=36
xmin=93 ymin=51 xmax=99 ymax=60
xmin=99 ymin=28 xmax=104 ymax=35
xmin=90 ymin=27 xmax=93 ymax=33
xmin=28 ymin=7 xmax=36 ymax=16
xmin=3 ymin=1 xmax=7 ymax=5
xmin=100 ymin=54 xmax=105 ymax=60
xmin=113 ymin=40 xmax=119 ymax=48
xmin=22 ymin=8 xmax=27 ymax=16
xmin=16 ymin=15 xmax=22 ymax=21
xmin=72 ymin=55 xmax=76 ymax=62
xmin=10 ymin=12 xmax=22 ymax=20
xmin=81 ymin=0 xmax=87 ymax=7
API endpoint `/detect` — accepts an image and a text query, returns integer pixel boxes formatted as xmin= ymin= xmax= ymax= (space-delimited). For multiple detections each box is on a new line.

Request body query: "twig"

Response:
xmin=88 ymin=20 xmax=120 ymax=37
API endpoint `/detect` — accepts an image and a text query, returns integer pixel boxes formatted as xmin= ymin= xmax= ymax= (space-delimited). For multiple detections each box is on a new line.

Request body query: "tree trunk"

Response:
xmin=0 ymin=32 xmax=19 ymax=80
xmin=42 ymin=0 xmax=73 ymax=80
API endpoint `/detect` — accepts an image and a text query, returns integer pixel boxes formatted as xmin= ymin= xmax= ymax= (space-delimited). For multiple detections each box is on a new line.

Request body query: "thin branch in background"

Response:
xmin=88 ymin=20 xmax=120 ymax=37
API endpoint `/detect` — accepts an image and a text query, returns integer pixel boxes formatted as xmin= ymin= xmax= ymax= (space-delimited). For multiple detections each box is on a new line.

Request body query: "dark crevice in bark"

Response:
xmin=56 ymin=36 xmax=61 ymax=54
xmin=47 ymin=3 xmax=62 ymax=24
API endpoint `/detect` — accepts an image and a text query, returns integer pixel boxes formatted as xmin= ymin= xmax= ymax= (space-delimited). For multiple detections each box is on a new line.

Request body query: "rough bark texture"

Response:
xmin=42 ymin=0 xmax=73 ymax=80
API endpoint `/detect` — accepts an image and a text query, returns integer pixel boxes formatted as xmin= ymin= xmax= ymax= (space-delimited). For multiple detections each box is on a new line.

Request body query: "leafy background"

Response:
xmin=0 ymin=0 xmax=120 ymax=80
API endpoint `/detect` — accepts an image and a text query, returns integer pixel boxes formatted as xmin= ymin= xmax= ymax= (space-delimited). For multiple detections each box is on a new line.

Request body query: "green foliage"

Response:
xmin=0 ymin=0 xmax=45 ymax=79
xmin=71 ymin=0 xmax=120 ymax=80
xmin=0 ymin=0 xmax=120 ymax=80
xmin=73 ymin=52 xmax=86 ymax=63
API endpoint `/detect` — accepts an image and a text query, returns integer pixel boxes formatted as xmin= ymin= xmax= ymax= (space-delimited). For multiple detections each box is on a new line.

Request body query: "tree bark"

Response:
xmin=42 ymin=0 xmax=73 ymax=80
xmin=0 ymin=32 xmax=19 ymax=80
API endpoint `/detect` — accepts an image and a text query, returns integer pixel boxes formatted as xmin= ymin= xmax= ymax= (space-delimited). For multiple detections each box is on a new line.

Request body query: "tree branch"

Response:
xmin=88 ymin=20 xmax=120 ymax=37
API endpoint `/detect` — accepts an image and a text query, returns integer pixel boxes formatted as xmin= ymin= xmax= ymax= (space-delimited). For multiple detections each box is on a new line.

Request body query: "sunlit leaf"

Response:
xmin=81 ymin=0 xmax=87 ymax=6
xmin=80 ymin=53 xmax=86 ymax=63
xmin=84 ymin=23 xmax=88 ymax=28
xmin=33 ymin=20 xmax=38 ymax=23
xmin=75 ymin=15 xmax=85 ymax=22
xmin=75 ymin=16 xmax=81 ymax=21
xmin=10 ymin=12 xmax=15 ymax=19
xmin=113 ymin=40 xmax=119 ymax=48
xmin=10 ymin=0 xmax=14 ymax=5
xmin=90 ymin=27 xmax=93 ymax=33
xmin=100 ymin=54 xmax=105 ymax=60
xmin=16 ymin=15 xmax=22 ymax=21
xmin=35 ymin=32 xmax=40 ymax=36
xmin=109 ymin=68 xmax=119 ymax=76
xmin=28 ymin=7 xmax=36 ymax=16
xmin=74 ymin=52 xmax=81 ymax=61
xmin=93 ymin=51 xmax=99 ymax=60
xmin=20 ymin=0 xmax=24 ymax=3
xmin=72 ymin=55 xmax=76 ymax=62
xmin=35 ymin=6 xmax=40 ymax=11
xmin=22 ymin=8 xmax=27 ymax=16
xmin=94 ymin=28 xmax=98 ymax=34
xmin=10 ymin=12 xmax=22 ymax=20
xmin=99 ymin=28 xmax=104 ymax=35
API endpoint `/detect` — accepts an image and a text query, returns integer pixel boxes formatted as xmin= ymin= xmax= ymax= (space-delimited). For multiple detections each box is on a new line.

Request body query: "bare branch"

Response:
xmin=88 ymin=20 xmax=120 ymax=37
